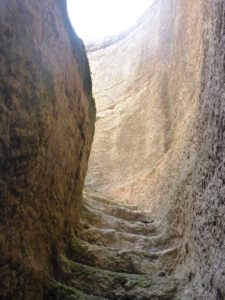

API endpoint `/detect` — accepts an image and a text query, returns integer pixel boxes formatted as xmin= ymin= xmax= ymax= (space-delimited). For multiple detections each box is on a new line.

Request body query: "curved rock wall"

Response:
xmin=86 ymin=0 xmax=225 ymax=298
xmin=179 ymin=1 xmax=225 ymax=298
xmin=85 ymin=0 xmax=203 ymax=215
xmin=0 ymin=1 xmax=95 ymax=299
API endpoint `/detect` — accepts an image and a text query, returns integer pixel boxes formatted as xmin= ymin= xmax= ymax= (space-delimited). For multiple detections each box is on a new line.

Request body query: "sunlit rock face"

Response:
xmin=0 ymin=1 xmax=95 ymax=299
xmin=86 ymin=0 xmax=225 ymax=298
xmin=86 ymin=0 xmax=202 ymax=215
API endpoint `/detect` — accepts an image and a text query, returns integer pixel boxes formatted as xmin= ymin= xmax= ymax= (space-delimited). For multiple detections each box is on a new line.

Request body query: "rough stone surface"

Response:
xmin=0 ymin=1 xmax=95 ymax=299
xmin=85 ymin=0 xmax=225 ymax=298
xmin=176 ymin=1 xmax=225 ymax=298
xmin=85 ymin=0 xmax=203 ymax=217
xmin=1 ymin=0 xmax=224 ymax=299
xmin=46 ymin=190 xmax=180 ymax=299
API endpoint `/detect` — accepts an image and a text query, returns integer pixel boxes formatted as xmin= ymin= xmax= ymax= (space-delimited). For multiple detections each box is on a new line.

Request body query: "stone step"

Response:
xmin=70 ymin=235 xmax=179 ymax=276
xmin=76 ymin=225 xmax=170 ymax=250
xmin=62 ymin=258 xmax=178 ymax=300
xmin=80 ymin=205 xmax=157 ymax=236
xmin=83 ymin=188 xmax=139 ymax=211
xmin=83 ymin=197 xmax=153 ymax=223
xmin=45 ymin=280 xmax=106 ymax=300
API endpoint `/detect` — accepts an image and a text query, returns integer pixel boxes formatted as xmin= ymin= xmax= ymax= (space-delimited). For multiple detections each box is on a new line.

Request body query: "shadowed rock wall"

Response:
xmin=0 ymin=1 xmax=95 ymax=299
xmin=177 ymin=1 xmax=225 ymax=298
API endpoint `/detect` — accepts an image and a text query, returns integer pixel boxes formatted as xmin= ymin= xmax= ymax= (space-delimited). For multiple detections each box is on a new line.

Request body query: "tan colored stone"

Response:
xmin=1 ymin=0 xmax=224 ymax=299
xmin=85 ymin=0 xmax=203 ymax=220
xmin=46 ymin=189 xmax=180 ymax=299
xmin=84 ymin=0 xmax=225 ymax=298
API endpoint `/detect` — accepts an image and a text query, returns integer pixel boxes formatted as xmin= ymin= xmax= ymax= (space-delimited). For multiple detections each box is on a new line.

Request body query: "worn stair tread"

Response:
xmin=47 ymin=187 xmax=180 ymax=299
xmin=71 ymin=235 xmax=179 ymax=275
xmin=64 ymin=258 xmax=178 ymax=300
xmin=83 ymin=188 xmax=139 ymax=211
xmin=83 ymin=190 xmax=138 ymax=210
xmin=76 ymin=225 xmax=170 ymax=250
xmin=80 ymin=205 xmax=157 ymax=236
xmin=83 ymin=196 xmax=153 ymax=222
xmin=45 ymin=280 xmax=106 ymax=300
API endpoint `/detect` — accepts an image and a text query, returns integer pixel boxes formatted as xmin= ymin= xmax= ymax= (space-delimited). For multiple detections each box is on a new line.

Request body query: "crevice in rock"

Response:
xmin=0 ymin=0 xmax=224 ymax=299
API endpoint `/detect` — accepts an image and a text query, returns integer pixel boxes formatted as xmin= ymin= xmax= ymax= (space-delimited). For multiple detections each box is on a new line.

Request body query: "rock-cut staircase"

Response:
xmin=46 ymin=188 xmax=180 ymax=299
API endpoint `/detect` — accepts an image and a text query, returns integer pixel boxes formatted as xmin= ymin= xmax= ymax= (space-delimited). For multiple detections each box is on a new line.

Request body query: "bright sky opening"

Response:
xmin=67 ymin=0 xmax=154 ymax=42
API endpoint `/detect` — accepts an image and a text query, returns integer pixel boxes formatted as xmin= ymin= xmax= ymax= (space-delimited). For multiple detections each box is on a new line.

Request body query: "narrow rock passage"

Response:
xmin=46 ymin=189 xmax=180 ymax=299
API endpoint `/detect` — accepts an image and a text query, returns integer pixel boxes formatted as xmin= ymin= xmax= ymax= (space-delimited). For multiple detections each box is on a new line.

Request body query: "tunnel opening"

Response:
xmin=67 ymin=0 xmax=164 ymax=211
xmin=67 ymin=0 xmax=155 ymax=42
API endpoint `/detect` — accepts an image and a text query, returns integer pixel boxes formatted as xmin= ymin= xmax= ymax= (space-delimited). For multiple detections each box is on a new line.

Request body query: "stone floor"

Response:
xmin=45 ymin=189 xmax=180 ymax=299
